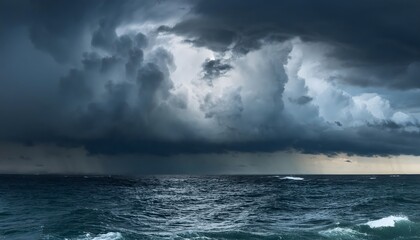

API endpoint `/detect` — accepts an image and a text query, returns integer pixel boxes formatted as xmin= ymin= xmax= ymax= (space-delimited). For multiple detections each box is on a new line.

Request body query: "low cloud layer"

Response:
xmin=1 ymin=0 xmax=420 ymax=168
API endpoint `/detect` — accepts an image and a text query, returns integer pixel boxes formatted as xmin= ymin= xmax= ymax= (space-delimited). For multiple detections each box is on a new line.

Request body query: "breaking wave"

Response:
xmin=278 ymin=176 xmax=305 ymax=181
xmin=364 ymin=215 xmax=410 ymax=228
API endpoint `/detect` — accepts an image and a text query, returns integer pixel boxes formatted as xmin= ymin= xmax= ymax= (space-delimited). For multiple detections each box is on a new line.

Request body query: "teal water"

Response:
xmin=1 ymin=175 xmax=420 ymax=240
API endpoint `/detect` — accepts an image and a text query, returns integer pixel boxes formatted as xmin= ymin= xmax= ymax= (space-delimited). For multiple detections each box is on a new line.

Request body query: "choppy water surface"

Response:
xmin=1 ymin=175 xmax=420 ymax=240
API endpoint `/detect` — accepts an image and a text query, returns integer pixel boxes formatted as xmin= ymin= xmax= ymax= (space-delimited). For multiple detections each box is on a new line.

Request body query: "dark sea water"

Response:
xmin=1 ymin=175 xmax=420 ymax=240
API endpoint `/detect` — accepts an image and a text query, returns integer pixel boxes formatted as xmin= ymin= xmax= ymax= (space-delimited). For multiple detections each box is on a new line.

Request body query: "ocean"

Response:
xmin=1 ymin=175 xmax=420 ymax=240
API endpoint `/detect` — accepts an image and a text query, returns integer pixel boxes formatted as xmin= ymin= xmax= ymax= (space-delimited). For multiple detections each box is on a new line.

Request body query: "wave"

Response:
xmin=278 ymin=176 xmax=304 ymax=181
xmin=364 ymin=215 xmax=410 ymax=228
xmin=77 ymin=232 xmax=123 ymax=240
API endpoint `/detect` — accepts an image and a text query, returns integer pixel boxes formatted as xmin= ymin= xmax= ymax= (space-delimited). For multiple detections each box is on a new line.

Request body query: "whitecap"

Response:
xmin=279 ymin=176 xmax=304 ymax=181
xmin=365 ymin=215 xmax=410 ymax=228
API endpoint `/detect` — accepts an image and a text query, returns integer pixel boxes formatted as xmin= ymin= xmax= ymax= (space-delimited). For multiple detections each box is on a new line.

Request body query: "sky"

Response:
xmin=1 ymin=0 xmax=420 ymax=174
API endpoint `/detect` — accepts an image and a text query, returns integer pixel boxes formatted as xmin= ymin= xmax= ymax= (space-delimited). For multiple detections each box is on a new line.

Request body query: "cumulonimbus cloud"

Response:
xmin=0 ymin=0 xmax=420 ymax=158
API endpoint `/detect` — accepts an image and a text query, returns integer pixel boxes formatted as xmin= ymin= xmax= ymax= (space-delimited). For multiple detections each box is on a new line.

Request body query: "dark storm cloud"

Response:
xmin=1 ymin=0 xmax=420 ymax=162
xmin=201 ymin=58 xmax=233 ymax=84
xmin=89 ymin=129 xmax=420 ymax=157
xmin=166 ymin=0 xmax=420 ymax=88
xmin=0 ymin=0 xmax=132 ymax=63
xmin=0 ymin=0 xmax=193 ymax=151
xmin=54 ymin=32 xmax=188 ymax=149
xmin=0 ymin=0 xmax=186 ymax=62
xmin=289 ymin=96 xmax=313 ymax=105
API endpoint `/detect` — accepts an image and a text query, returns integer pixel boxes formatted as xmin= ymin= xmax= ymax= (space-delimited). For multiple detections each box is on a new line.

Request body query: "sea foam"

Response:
xmin=319 ymin=227 xmax=366 ymax=238
xmin=77 ymin=232 xmax=123 ymax=240
xmin=365 ymin=215 xmax=410 ymax=228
